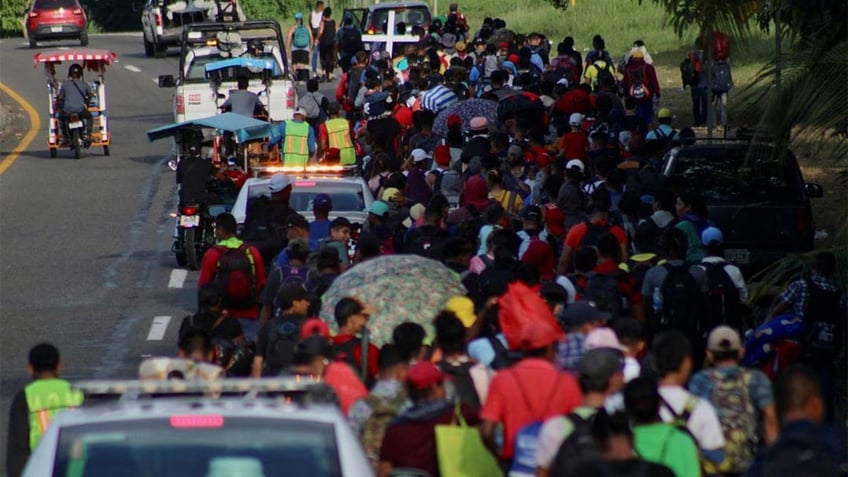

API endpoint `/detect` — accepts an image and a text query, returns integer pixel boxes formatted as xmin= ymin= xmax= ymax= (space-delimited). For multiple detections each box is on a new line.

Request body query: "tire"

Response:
xmin=29 ymin=37 xmax=37 ymax=49
xmin=175 ymin=251 xmax=187 ymax=267
xmin=71 ymin=129 xmax=81 ymax=159
xmin=79 ymin=31 xmax=88 ymax=47
xmin=49 ymin=148 xmax=57 ymax=158
xmin=184 ymin=227 xmax=199 ymax=270
xmin=103 ymin=145 xmax=110 ymax=156
xmin=153 ymin=38 xmax=166 ymax=58
xmin=143 ymin=35 xmax=154 ymax=57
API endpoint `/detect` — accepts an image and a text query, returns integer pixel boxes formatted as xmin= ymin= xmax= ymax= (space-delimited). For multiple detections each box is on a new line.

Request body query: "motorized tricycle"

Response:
xmin=147 ymin=113 xmax=274 ymax=269
xmin=34 ymin=49 xmax=117 ymax=159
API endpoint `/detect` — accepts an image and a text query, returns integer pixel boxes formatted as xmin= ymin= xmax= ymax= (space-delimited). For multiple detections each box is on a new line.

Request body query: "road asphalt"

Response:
xmin=0 ymin=33 xmax=335 ymax=465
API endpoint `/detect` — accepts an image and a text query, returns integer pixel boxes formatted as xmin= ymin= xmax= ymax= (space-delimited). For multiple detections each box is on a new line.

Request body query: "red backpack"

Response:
xmin=214 ymin=244 xmax=257 ymax=309
xmin=712 ymin=32 xmax=731 ymax=60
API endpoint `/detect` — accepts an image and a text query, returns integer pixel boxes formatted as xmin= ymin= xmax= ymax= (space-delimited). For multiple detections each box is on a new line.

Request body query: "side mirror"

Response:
xmin=216 ymin=92 xmax=226 ymax=99
xmin=158 ymin=75 xmax=176 ymax=88
xmin=805 ymin=183 xmax=824 ymax=198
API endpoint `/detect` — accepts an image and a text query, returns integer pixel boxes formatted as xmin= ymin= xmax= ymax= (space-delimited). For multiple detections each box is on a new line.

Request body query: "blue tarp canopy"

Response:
xmin=146 ymin=113 xmax=274 ymax=144
xmin=204 ymin=57 xmax=279 ymax=75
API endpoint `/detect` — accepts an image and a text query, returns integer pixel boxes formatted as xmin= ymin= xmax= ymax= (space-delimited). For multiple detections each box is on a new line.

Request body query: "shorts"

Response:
xmin=292 ymin=49 xmax=309 ymax=66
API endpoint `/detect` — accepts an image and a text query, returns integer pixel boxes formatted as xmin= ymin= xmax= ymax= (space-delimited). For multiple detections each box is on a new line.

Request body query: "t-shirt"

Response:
xmin=535 ymin=406 xmax=598 ymax=469
xmin=633 ymin=423 xmax=701 ymax=477
xmin=221 ymin=90 xmax=263 ymax=117
xmin=563 ymin=219 xmax=628 ymax=250
xmin=490 ymin=189 xmax=524 ymax=215
xmin=480 ymin=358 xmax=583 ymax=458
xmin=658 ymin=385 xmax=726 ymax=452
xmin=570 ymin=458 xmax=676 ymax=477
xmin=561 ymin=131 xmax=588 ymax=162
xmin=310 ymin=219 xmax=331 ymax=240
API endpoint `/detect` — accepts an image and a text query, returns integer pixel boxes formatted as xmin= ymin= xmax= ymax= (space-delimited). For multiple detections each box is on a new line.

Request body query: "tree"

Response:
xmin=1 ymin=0 xmax=28 ymax=36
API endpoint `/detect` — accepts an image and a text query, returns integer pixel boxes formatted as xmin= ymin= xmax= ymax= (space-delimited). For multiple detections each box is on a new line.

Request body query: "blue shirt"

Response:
xmin=268 ymin=119 xmax=316 ymax=153
xmin=274 ymin=238 xmax=320 ymax=268
xmin=467 ymin=333 xmax=507 ymax=367
xmin=310 ymin=219 xmax=331 ymax=240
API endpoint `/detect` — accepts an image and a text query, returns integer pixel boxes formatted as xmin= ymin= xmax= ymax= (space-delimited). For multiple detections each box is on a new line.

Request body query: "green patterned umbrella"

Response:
xmin=319 ymin=254 xmax=467 ymax=346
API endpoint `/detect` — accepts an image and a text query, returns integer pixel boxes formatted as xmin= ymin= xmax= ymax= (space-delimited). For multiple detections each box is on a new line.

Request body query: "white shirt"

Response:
xmin=310 ymin=10 xmax=323 ymax=29
xmin=700 ymin=256 xmax=749 ymax=302
xmin=658 ymin=385 xmax=726 ymax=451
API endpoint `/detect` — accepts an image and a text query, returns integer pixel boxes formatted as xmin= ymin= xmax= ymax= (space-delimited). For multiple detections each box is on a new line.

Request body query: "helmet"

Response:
xmin=247 ymin=39 xmax=264 ymax=54
xmin=68 ymin=63 xmax=83 ymax=78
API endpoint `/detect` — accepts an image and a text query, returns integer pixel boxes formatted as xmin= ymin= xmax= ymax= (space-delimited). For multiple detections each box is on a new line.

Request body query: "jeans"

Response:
xmin=311 ymin=28 xmax=320 ymax=73
xmin=237 ymin=318 xmax=262 ymax=343
xmin=691 ymin=86 xmax=707 ymax=126
xmin=634 ymin=101 xmax=653 ymax=126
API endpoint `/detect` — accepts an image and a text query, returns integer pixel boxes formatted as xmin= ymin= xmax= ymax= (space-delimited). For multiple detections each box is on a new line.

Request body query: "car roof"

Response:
xmin=366 ymin=1 xmax=430 ymax=10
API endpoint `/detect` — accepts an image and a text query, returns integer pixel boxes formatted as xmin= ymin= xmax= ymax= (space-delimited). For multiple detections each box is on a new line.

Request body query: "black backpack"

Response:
xmin=438 ymin=361 xmax=482 ymax=409
xmin=583 ymin=271 xmax=626 ymax=317
xmin=712 ymin=60 xmax=733 ymax=93
xmin=702 ymin=261 xmax=742 ymax=330
xmin=635 ymin=217 xmax=675 ymax=254
xmin=488 ymin=335 xmax=521 ymax=371
xmin=340 ymin=27 xmax=363 ymax=55
xmin=214 ymin=244 xmax=257 ymax=309
xmin=549 ymin=411 xmax=599 ymax=476
xmin=405 ymin=227 xmax=447 ymax=259
xmin=263 ymin=316 xmax=304 ymax=374
xmin=656 ymin=263 xmax=705 ymax=338
xmin=578 ymin=220 xmax=613 ymax=249
xmin=594 ymin=62 xmax=617 ymax=91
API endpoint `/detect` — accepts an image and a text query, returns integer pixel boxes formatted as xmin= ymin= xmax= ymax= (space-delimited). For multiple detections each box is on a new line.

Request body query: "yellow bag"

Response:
xmin=435 ymin=401 xmax=503 ymax=477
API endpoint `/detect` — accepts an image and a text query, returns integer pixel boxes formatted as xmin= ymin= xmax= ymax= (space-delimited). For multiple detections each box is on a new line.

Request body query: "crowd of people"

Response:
xmin=7 ymin=8 xmax=845 ymax=477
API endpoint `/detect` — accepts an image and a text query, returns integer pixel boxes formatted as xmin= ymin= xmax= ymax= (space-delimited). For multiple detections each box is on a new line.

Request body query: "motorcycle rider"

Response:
xmin=56 ymin=63 xmax=93 ymax=142
xmin=176 ymin=137 xmax=216 ymax=205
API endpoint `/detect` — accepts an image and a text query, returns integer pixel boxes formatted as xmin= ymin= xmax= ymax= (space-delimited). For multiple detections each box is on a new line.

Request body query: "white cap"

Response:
xmin=293 ymin=107 xmax=307 ymax=116
xmin=569 ymin=112 xmax=584 ymax=127
xmin=268 ymin=173 xmax=295 ymax=192
xmin=566 ymin=159 xmax=585 ymax=173
xmin=410 ymin=148 xmax=431 ymax=163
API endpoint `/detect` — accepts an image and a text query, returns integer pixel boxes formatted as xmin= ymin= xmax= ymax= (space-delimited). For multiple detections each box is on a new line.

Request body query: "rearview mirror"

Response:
xmin=158 ymin=75 xmax=176 ymax=88
xmin=805 ymin=183 xmax=824 ymax=198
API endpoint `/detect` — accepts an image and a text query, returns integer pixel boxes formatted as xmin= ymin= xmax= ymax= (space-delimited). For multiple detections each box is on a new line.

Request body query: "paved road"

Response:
xmin=0 ymin=33 xmax=333 ymax=464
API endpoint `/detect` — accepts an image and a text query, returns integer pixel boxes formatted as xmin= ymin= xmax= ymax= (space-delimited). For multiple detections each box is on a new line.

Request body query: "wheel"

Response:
xmin=153 ymin=38 xmax=166 ymax=58
xmin=184 ymin=227 xmax=199 ymax=270
xmin=29 ymin=36 xmax=37 ymax=49
xmin=49 ymin=147 xmax=57 ymax=158
xmin=103 ymin=145 xmax=110 ymax=156
xmin=167 ymin=158 xmax=178 ymax=171
xmin=70 ymin=129 xmax=81 ymax=159
xmin=79 ymin=31 xmax=88 ymax=47
xmin=175 ymin=251 xmax=187 ymax=267
xmin=143 ymin=35 xmax=154 ymax=57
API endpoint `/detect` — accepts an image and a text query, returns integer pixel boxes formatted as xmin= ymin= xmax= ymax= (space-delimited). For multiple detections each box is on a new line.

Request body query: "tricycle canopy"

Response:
xmin=146 ymin=112 xmax=274 ymax=144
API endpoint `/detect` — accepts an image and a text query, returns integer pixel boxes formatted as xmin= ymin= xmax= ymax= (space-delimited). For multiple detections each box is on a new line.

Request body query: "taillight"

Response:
xmin=181 ymin=205 xmax=198 ymax=216
xmin=72 ymin=7 xmax=82 ymax=15
xmin=797 ymin=209 xmax=811 ymax=234
xmin=176 ymin=94 xmax=185 ymax=114
xmin=155 ymin=13 xmax=162 ymax=26
xmin=170 ymin=415 xmax=224 ymax=429
xmin=286 ymin=88 xmax=295 ymax=109
xmin=29 ymin=11 xmax=39 ymax=18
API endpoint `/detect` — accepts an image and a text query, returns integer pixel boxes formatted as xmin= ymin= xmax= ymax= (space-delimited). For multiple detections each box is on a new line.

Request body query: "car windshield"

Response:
xmin=669 ymin=146 xmax=804 ymax=202
xmin=53 ymin=417 xmax=342 ymax=477
xmin=291 ymin=182 xmax=366 ymax=212
xmin=35 ymin=0 xmax=77 ymax=7
xmin=369 ymin=6 xmax=430 ymax=31
xmin=185 ymin=52 xmax=281 ymax=82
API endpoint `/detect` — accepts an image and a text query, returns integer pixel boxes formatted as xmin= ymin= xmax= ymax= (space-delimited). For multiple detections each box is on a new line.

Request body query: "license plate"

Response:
xmin=51 ymin=26 xmax=62 ymax=32
xmin=69 ymin=121 xmax=83 ymax=129
xmin=179 ymin=215 xmax=200 ymax=227
xmin=725 ymin=248 xmax=750 ymax=264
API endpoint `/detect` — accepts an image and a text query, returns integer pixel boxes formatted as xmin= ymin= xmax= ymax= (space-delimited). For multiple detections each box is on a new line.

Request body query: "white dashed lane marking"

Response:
xmin=146 ymin=316 xmax=172 ymax=341
xmin=124 ymin=64 xmax=142 ymax=73
xmin=168 ymin=269 xmax=188 ymax=288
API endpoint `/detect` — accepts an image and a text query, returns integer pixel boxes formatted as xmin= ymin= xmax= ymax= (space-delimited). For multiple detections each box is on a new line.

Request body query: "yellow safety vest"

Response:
xmin=25 ymin=378 xmax=83 ymax=449
xmin=325 ymin=118 xmax=356 ymax=165
xmin=283 ymin=120 xmax=310 ymax=168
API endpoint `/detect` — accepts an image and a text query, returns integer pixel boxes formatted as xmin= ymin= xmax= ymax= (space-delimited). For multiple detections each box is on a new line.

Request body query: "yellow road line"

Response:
xmin=0 ymin=81 xmax=41 ymax=176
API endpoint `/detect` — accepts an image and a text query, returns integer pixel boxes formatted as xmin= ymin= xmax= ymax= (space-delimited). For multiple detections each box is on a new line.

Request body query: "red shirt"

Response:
xmin=198 ymin=240 xmax=266 ymax=319
xmin=560 ymin=131 xmax=588 ymax=161
xmin=331 ymin=334 xmax=380 ymax=380
xmin=564 ymin=219 xmax=627 ymax=250
xmin=393 ymin=104 xmax=414 ymax=132
xmin=480 ymin=358 xmax=582 ymax=458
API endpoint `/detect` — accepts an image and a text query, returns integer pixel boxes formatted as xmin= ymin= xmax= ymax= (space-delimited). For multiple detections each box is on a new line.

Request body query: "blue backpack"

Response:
xmin=293 ymin=25 xmax=310 ymax=49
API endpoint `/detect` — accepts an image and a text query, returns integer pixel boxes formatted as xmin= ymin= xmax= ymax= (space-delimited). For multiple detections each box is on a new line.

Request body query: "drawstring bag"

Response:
xmin=436 ymin=401 xmax=503 ymax=477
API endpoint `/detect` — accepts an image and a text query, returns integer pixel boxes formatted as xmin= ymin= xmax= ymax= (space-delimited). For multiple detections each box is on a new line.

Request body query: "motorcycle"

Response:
xmin=173 ymin=177 xmax=238 ymax=270
xmin=64 ymin=112 xmax=88 ymax=159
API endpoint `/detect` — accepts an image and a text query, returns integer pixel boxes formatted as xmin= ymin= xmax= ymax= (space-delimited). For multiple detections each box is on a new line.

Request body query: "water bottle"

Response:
xmin=652 ymin=286 xmax=663 ymax=315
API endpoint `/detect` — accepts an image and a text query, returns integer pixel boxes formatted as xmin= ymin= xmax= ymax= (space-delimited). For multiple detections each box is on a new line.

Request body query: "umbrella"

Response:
xmin=419 ymin=85 xmax=459 ymax=115
xmin=319 ymin=255 xmax=466 ymax=346
xmin=433 ymin=98 xmax=498 ymax=137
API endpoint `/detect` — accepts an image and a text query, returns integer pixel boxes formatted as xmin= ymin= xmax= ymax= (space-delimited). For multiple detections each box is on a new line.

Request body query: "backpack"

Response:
xmin=293 ymin=25 xmax=311 ymax=49
xmin=593 ymin=62 xmax=617 ymax=91
xmin=583 ymin=271 xmax=626 ymax=317
xmin=628 ymin=66 xmax=651 ymax=102
xmin=334 ymin=336 xmax=366 ymax=377
xmin=635 ymin=216 xmax=674 ymax=254
xmin=361 ymin=393 xmax=407 ymax=468
xmin=300 ymin=92 xmax=327 ymax=122
xmin=803 ymin=278 xmax=842 ymax=354
xmin=455 ymin=206 xmax=484 ymax=242
xmin=347 ymin=66 xmax=365 ymax=103
xmin=680 ymin=52 xmax=702 ymax=87
xmin=702 ymin=262 xmax=742 ymax=331
xmin=405 ymin=227 xmax=446 ymax=259
xmin=550 ymin=411 xmax=599 ymax=476
xmin=263 ymin=315 xmax=304 ymax=373
xmin=712 ymin=32 xmax=731 ymax=61
xmin=213 ymin=336 xmax=254 ymax=377
xmin=340 ymin=27 xmax=363 ymax=54
xmin=272 ymin=265 xmax=310 ymax=317
xmin=712 ymin=60 xmax=733 ymax=93
xmin=214 ymin=244 xmax=257 ymax=309
xmin=656 ymin=263 xmax=706 ymax=338
xmin=625 ymin=256 xmax=660 ymax=291
xmin=439 ymin=361 xmax=482 ymax=409
xmin=706 ymin=368 xmax=757 ymax=473
xmin=509 ymin=372 xmax=564 ymax=476
xmin=578 ymin=220 xmax=613 ymax=249
xmin=650 ymin=126 xmax=679 ymax=152
xmin=661 ymin=394 xmax=698 ymax=437
xmin=488 ymin=335 xmax=520 ymax=370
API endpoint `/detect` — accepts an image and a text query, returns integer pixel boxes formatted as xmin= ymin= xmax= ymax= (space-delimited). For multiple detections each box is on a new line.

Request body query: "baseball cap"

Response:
xmin=402 ymin=203 xmax=426 ymax=228
xmin=522 ymin=205 xmax=543 ymax=223
xmin=519 ymin=320 xmax=560 ymax=351
xmin=707 ymin=325 xmax=742 ymax=352
xmin=407 ymin=361 xmax=445 ymax=390
xmin=268 ymin=173 xmax=294 ymax=192
xmin=469 ymin=116 xmax=489 ymax=131
xmin=499 ymin=41 xmax=510 ymax=50
xmin=569 ymin=112 xmax=584 ymax=126
xmin=381 ymin=187 xmax=401 ymax=202
xmin=293 ymin=107 xmax=307 ymax=117
xmin=444 ymin=296 xmax=476 ymax=328
xmin=313 ymin=193 xmax=332 ymax=211
xmin=366 ymin=200 xmax=389 ymax=217
xmin=507 ymin=144 xmax=524 ymax=158
xmin=657 ymin=107 xmax=672 ymax=119
xmin=294 ymin=11 xmax=304 ymax=19
xmin=562 ymin=301 xmax=611 ymax=328
xmin=330 ymin=216 xmax=352 ymax=230
xmin=300 ymin=317 xmax=331 ymax=339
xmin=585 ymin=327 xmax=629 ymax=353
xmin=434 ymin=145 xmax=451 ymax=166
xmin=701 ymin=226 xmax=724 ymax=246
xmin=410 ymin=148 xmax=431 ymax=163
xmin=566 ymin=159 xmax=585 ymax=173
xmin=441 ymin=33 xmax=457 ymax=49
xmin=455 ymin=41 xmax=467 ymax=52
xmin=285 ymin=213 xmax=309 ymax=230
xmin=578 ymin=347 xmax=625 ymax=389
